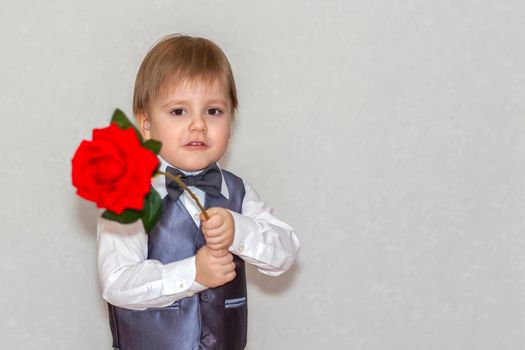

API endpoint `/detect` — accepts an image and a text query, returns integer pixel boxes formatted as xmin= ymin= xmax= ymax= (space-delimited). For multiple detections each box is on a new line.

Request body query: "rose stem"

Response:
xmin=157 ymin=171 xmax=209 ymax=220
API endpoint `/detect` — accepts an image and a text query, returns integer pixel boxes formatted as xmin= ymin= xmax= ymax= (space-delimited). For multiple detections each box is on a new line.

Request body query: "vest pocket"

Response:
xmin=224 ymin=297 xmax=246 ymax=309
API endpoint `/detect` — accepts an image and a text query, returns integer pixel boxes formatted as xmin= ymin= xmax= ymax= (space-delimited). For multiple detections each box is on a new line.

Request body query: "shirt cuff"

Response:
xmin=189 ymin=281 xmax=208 ymax=293
xmin=229 ymin=210 xmax=259 ymax=255
xmin=161 ymin=256 xmax=198 ymax=295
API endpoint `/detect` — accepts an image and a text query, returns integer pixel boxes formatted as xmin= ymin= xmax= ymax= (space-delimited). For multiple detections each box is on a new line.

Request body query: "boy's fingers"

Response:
xmin=209 ymin=250 xmax=231 ymax=261
xmin=208 ymin=243 xmax=228 ymax=251
xmin=202 ymin=227 xmax=224 ymax=238
xmin=205 ymin=207 xmax=219 ymax=216
xmin=224 ymin=270 xmax=236 ymax=282
xmin=220 ymin=261 xmax=235 ymax=273
xmin=207 ymin=249 xmax=227 ymax=258
xmin=226 ymin=261 xmax=236 ymax=272
xmin=201 ymin=215 xmax=222 ymax=229
xmin=200 ymin=208 xmax=219 ymax=221
xmin=217 ymin=251 xmax=233 ymax=263
xmin=205 ymin=236 xmax=223 ymax=245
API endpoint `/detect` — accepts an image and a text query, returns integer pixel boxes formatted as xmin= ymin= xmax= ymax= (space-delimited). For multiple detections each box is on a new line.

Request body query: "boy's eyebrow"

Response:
xmin=161 ymin=99 xmax=189 ymax=108
xmin=206 ymin=99 xmax=229 ymax=106
xmin=160 ymin=98 xmax=229 ymax=108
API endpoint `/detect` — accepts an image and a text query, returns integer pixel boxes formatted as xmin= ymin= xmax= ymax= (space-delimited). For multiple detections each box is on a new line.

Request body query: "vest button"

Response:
xmin=200 ymin=291 xmax=212 ymax=302
xmin=202 ymin=334 xmax=216 ymax=346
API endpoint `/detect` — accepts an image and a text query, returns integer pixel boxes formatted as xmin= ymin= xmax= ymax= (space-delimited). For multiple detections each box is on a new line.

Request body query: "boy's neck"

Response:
xmin=159 ymin=155 xmax=213 ymax=175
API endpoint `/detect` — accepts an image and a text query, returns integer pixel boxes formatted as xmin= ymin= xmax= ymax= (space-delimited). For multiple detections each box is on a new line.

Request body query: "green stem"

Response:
xmin=156 ymin=171 xmax=209 ymax=220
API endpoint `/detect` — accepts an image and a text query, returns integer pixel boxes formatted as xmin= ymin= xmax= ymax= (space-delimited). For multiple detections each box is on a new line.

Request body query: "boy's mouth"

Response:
xmin=184 ymin=141 xmax=208 ymax=150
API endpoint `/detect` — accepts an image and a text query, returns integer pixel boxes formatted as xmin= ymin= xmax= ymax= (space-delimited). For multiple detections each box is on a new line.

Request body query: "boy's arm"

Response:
xmin=228 ymin=180 xmax=300 ymax=276
xmin=97 ymin=216 xmax=206 ymax=310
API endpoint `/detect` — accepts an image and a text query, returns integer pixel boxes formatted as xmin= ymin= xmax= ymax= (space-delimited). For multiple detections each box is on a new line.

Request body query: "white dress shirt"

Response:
xmin=97 ymin=157 xmax=300 ymax=310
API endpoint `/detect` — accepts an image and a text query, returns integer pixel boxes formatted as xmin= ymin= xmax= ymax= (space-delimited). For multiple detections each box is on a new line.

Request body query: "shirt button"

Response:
xmin=202 ymin=334 xmax=216 ymax=346
xmin=187 ymin=292 xmax=194 ymax=297
xmin=237 ymin=245 xmax=245 ymax=253
xmin=179 ymin=281 xmax=185 ymax=288
xmin=193 ymin=213 xmax=200 ymax=221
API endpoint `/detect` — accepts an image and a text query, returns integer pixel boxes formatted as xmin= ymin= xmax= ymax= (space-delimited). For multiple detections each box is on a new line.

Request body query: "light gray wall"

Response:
xmin=1 ymin=1 xmax=524 ymax=349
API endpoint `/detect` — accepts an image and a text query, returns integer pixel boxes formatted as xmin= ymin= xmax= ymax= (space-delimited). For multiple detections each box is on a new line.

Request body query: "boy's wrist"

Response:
xmin=188 ymin=281 xmax=208 ymax=295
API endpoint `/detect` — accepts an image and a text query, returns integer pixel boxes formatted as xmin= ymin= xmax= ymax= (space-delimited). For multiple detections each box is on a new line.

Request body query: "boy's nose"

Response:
xmin=190 ymin=116 xmax=207 ymax=133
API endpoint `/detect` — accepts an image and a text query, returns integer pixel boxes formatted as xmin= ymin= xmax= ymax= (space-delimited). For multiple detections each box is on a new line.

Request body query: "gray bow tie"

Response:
xmin=165 ymin=164 xmax=222 ymax=201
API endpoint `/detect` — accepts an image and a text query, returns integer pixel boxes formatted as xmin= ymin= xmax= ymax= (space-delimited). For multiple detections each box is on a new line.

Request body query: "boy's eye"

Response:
xmin=207 ymin=108 xmax=223 ymax=116
xmin=170 ymin=108 xmax=187 ymax=116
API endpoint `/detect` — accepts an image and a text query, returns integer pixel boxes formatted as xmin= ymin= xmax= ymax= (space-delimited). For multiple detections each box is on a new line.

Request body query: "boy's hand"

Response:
xmin=200 ymin=208 xmax=234 ymax=253
xmin=195 ymin=246 xmax=236 ymax=288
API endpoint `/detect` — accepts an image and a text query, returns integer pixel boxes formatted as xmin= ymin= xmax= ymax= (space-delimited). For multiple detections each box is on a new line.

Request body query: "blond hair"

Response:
xmin=133 ymin=34 xmax=238 ymax=116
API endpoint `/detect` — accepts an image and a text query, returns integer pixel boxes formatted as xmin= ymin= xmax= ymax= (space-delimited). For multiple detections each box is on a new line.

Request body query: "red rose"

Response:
xmin=71 ymin=123 xmax=159 ymax=214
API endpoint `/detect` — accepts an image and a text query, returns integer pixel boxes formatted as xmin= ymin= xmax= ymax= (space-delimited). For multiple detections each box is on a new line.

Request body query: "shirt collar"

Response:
xmin=152 ymin=156 xmax=230 ymax=199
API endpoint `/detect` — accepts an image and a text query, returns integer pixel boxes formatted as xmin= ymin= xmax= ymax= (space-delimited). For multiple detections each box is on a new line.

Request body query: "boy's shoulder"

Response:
xmin=220 ymin=168 xmax=244 ymax=185
xmin=219 ymin=168 xmax=246 ymax=198
xmin=220 ymin=167 xmax=242 ymax=181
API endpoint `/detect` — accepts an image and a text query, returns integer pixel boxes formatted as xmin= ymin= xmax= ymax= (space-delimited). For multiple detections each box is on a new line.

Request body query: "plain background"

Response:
xmin=1 ymin=1 xmax=524 ymax=349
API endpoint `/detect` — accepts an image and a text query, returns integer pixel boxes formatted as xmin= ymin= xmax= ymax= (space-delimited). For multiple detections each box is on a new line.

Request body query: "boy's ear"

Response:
xmin=136 ymin=111 xmax=151 ymax=139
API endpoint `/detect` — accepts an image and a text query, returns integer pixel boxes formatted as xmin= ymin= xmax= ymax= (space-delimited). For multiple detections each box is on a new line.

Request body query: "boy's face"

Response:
xmin=138 ymin=79 xmax=232 ymax=172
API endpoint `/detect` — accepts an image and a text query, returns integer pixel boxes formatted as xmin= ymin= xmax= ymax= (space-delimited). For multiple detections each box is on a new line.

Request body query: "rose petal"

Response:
xmin=72 ymin=123 xmax=159 ymax=214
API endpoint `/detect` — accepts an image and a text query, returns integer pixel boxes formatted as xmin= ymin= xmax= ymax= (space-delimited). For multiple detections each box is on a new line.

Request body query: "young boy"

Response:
xmin=97 ymin=34 xmax=300 ymax=350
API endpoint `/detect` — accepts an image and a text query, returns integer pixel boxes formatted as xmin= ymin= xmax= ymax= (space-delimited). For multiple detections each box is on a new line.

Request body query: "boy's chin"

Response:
xmin=173 ymin=161 xmax=218 ymax=172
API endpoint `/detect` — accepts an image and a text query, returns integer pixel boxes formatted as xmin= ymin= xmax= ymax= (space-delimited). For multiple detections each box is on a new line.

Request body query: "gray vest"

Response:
xmin=108 ymin=170 xmax=247 ymax=350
